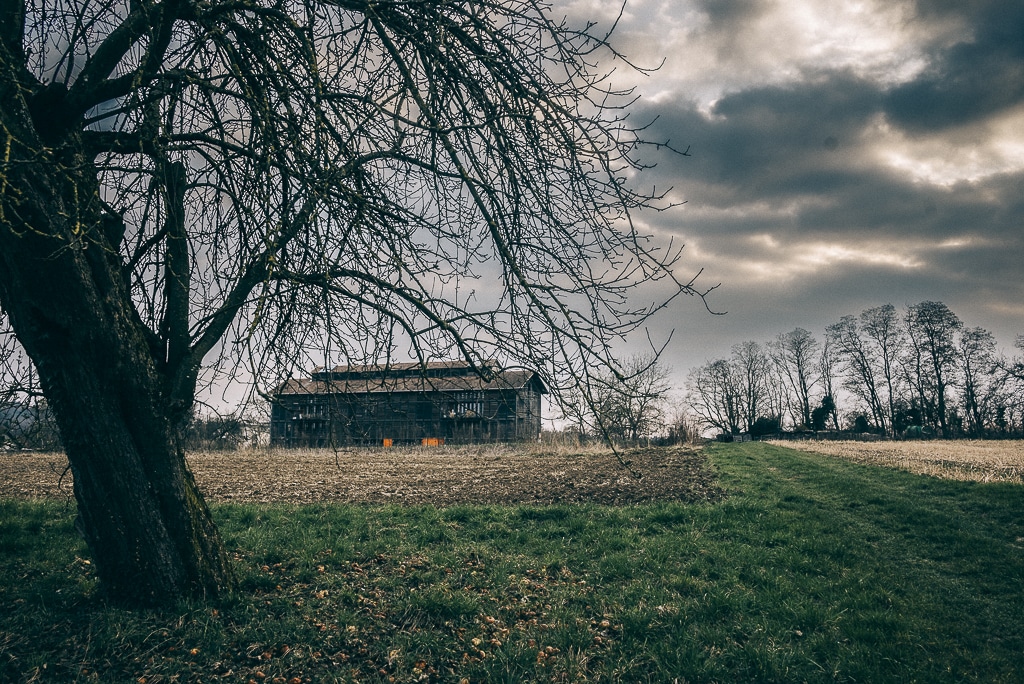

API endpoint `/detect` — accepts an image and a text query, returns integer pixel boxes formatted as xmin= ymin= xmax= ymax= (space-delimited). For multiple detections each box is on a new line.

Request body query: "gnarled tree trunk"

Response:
xmin=0 ymin=177 xmax=235 ymax=603
xmin=0 ymin=37 xmax=233 ymax=603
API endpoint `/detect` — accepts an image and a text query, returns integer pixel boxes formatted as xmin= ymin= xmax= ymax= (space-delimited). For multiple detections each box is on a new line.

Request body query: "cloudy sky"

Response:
xmin=560 ymin=0 xmax=1024 ymax=382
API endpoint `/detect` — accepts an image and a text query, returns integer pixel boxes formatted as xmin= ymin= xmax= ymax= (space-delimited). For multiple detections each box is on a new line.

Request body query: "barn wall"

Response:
xmin=270 ymin=387 xmax=541 ymax=447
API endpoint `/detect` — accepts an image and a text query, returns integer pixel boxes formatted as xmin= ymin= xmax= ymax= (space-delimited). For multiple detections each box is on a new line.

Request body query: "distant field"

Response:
xmin=773 ymin=439 xmax=1024 ymax=483
xmin=0 ymin=444 xmax=722 ymax=505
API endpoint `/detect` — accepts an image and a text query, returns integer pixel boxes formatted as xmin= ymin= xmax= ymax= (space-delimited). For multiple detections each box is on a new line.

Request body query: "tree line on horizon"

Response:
xmin=684 ymin=301 xmax=1024 ymax=439
xmin=9 ymin=298 xmax=1023 ymax=449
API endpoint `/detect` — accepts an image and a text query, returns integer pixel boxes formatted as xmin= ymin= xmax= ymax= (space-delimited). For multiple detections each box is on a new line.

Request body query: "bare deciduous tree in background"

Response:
xmin=859 ymin=304 xmax=906 ymax=437
xmin=995 ymin=336 xmax=1024 ymax=434
xmin=686 ymin=358 xmax=742 ymax=437
xmin=827 ymin=316 xmax=887 ymax=432
xmin=685 ymin=342 xmax=778 ymax=438
xmin=0 ymin=0 xmax=704 ymax=602
xmin=731 ymin=340 xmax=771 ymax=433
xmin=904 ymin=301 xmax=962 ymax=436
xmin=957 ymin=327 xmax=996 ymax=437
xmin=1000 ymin=337 xmax=1024 ymax=386
xmin=770 ymin=328 xmax=819 ymax=429
xmin=817 ymin=333 xmax=841 ymax=430
xmin=589 ymin=352 xmax=673 ymax=443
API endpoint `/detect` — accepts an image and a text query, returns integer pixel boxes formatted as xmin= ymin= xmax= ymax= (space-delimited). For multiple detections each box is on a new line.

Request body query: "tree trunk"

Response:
xmin=36 ymin=336 xmax=234 ymax=605
xmin=0 ymin=53 xmax=234 ymax=603
xmin=0 ymin=198 xmax=235 ymax=604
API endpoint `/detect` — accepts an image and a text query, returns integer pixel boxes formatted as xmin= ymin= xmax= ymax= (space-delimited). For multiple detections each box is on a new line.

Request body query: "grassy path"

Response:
xmin=1 ymin=442 xmax=1022 ymax=682
xmin=700 ymin=442 xmax=1024 ymax=682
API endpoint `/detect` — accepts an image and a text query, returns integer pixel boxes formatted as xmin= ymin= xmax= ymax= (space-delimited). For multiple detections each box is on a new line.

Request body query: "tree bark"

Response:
xmin=0 ymin=182 xmax=235 ymax=604
xmin=0 ymin=43 xmax=234 ymax=604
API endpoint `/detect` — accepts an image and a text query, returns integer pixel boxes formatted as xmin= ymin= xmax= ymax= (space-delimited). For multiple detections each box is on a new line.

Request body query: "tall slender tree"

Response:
xmin=817 ymin=332 xmax=842 ymax=430
xmin=0 ymin=0 xmax=703 ymax=602
xmin=686 ymin=359 xmax=743 ymax=437
xmin=827 ymin=316 xmax=887 ymax=431
xmin=904 ymin=301 xmax=962 ymax=436
xmin=957 ymin=326 xmax=996 ymax=437
xmin=771 ymin=328 xmax=819 ymax=428
xmin=859 ymin=304 xmax=906 ymax=436
xmin=731 ymin=340 xmax=771 ymax=433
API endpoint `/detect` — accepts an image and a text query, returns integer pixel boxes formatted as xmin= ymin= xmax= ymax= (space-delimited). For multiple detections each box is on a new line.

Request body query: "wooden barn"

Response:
xmin=270 ymin=361 xmax=546 ymax=447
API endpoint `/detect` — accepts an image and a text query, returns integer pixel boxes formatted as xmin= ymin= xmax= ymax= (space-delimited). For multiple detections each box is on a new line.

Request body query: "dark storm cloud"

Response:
xmin=700 ymin=0 xmax=766 ymax=24
xmin=645 ymin=73 xmax=884 ymax=203
xmin=885 ymin=1 xmax=1024 ymax=132
xmin=640 ymin=76 xmax=963 ymax=255
xmin=640 ymin=56 xmax=1023 ymax=248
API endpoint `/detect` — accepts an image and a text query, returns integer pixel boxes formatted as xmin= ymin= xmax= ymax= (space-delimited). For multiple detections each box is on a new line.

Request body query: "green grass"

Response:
xmin=2 ymin=442 xmax=1023 ymax=682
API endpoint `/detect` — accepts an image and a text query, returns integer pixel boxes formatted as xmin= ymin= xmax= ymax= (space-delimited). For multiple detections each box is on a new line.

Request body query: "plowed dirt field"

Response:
xmin=1 ymin=444 xmax=723 ymax=505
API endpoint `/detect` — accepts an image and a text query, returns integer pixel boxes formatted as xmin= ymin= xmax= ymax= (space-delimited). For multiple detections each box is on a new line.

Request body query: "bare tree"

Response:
xmin=0 ymin=1 xmax=704 ymax=602
xmin=999 ymin=335 xmax=1024 ymax=383
xmin=904 ymin=301 xmax=962 ymax=436
xmin=770 ymin=328 xmax=819 ymax=429
xmin=817 ymin=333 xmax=841 ymax=430
xmin=994 ymin=336 xmax=1024 ymax=435
xmin=827 ymin=316 xmax=887 ymax=432
xmin=589 ymin=353 xmax=672 ymax=443
xmin=686 ymin=359 xmax=743 ymax=437
xmin=858 ymin=304 xmax=906 ymax=436
xmin=957 ymin=326 xmax=997 ymax=437
xmin=761 ymin=358 xmax=789 ymax=431
xmin=731 ymin=340 xmax=771 ymax=432
xmin=685 ymin=342 xmax=777 ymax=438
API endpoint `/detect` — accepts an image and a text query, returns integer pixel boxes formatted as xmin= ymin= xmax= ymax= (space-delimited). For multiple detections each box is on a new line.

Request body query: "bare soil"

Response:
xmin=0 ymin=444 xmax=723 ymax=505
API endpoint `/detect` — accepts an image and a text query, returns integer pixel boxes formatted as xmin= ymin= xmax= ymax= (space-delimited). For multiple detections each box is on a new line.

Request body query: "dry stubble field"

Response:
xmin=0 ymin=444 xmax=723 ymax=505
xmin=775 ymin=439 xmax=1024 ymax=483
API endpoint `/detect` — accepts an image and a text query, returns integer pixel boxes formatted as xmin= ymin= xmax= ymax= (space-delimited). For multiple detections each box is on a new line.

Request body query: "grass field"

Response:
xmin=1 ymin=442 xmax=1023 ymax=682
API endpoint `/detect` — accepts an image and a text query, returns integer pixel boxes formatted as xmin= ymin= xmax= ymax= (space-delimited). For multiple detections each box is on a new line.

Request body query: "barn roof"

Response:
xmin=275 ymin=362 xmax=547 ymax=396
